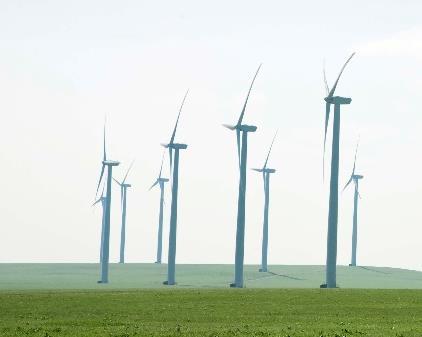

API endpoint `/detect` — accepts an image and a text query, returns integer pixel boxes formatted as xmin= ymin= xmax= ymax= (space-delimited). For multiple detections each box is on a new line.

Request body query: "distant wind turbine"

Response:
xmin=92 ymin=185 xmax=106 ymax=264
xmin=252 ymin=131 xmax=277 ymax=273
xmin=223 ymin=64 xmax=261 ymax=288
xmin=95 ymin=123 xmax=120 ymax=284
xmin=113 ymin=161 xmax=134 ymax=264
xmin=161 ymin=90 xmax=189 ymax=285
xmin=343 ymin=141 xmax=363 ymax=267
xmin=321 ymin=53 xmax=355 ymax=288
xmin=149 ymin=151 xmax=169 ymax=264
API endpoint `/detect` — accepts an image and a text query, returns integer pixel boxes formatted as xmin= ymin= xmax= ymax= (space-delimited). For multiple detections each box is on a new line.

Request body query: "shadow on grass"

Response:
xmin=358 ymin=266 xmax=392 ymax=275
xmin=246 ymin=271 xmax=305 ymax=282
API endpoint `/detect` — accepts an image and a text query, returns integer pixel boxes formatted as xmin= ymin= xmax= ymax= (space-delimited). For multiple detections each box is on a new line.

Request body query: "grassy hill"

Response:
xmin=2 ymin=264 xmax=422 ymax=336
xmin=1 ymin=263 xmax=422 ymax=290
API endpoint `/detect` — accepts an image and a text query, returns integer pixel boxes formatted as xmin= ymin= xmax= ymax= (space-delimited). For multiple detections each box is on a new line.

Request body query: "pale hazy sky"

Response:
xmin=1 ymin=1 xmax=421 ymax=271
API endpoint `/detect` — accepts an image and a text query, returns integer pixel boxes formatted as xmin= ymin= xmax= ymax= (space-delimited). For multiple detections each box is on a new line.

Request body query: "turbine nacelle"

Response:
xmin=167 ymin=143 xmax=188 ymax=150
xmin=353 ymin=174 xmax=364 ymax=180
xmin=325 ymin=96 xmax=352 ymax=105
xmin=223 ymin=124 xmax=257 ymax=133
xmin=158 ymin=177 xmax=170 ymax=182
xmin=252 ymin=168 xmax=276 ymax=173
xmin=103 ymin=160 xmax=120 ymax=166
xmin=122 ymin=183 xmax=132 ymax=188
xmin=239 ymin=124 xmax=257 ymax=132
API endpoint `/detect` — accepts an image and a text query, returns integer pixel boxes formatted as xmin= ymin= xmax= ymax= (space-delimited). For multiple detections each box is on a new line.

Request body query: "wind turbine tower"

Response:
xmin=252 ymin=131 xmax=277 ymax=273
xmin=162 ymin=90 xmax=189 ymax=285
xmin=223 ymin=64 xmax=261 ymax=288
xmin=321 ymin=53 xmax=355 ymax=288
xmin=114 ymin=161 xmax=134 ymax=264
xmin=149 ymin=152 xmax=169 ymax=264
xmin=92 ymin=187 xmax=106 ymax=264
xmin=95 ymin=124 xmax=120 ymax=284
xmin=343 ymin=141 xmax=363 ymax=267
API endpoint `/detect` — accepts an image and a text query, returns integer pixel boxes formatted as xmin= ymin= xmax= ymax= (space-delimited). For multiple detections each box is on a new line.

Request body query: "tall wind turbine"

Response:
xmin=161 ymin=90 xmax=189 ymax=285
xmin=252 ymin=131 xmax=277 ymax=273
xmin=95 ymin=123 xmax=120 ymax=284
xmin=113 ymin=161 xmax=134 ymax=264
xmin=223 ymin=64 xmax=261 ymax=288
xmin=321 ymin=53 xmax=355 ymax=288
xmin=92 ymin=185 xmax=106 ymax=264
xmin=149 ymin=151 xmax=169 ymax=264
xmin=343 ymin=141 xmax=363 ymax=267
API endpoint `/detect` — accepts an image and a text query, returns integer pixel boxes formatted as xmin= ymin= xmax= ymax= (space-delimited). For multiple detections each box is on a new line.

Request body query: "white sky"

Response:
xmin=0 ymin=0 xmax=421 ymax=271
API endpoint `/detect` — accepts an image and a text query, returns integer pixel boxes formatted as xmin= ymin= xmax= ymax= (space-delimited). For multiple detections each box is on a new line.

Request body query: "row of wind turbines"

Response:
xmin=93 ymin=53 xmax=363 ymax=288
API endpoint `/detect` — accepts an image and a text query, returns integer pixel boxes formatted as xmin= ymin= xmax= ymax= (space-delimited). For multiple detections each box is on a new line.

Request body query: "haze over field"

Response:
xmin=0 ymin=1 xmax=421 ymax=271
xmin=1 ymin=264 xmax=422 ymax=290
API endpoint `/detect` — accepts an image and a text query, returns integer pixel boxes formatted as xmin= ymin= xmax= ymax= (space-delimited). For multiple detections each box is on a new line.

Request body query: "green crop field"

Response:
xmin=1 ymin=289 xmax=422 ymax=336
xmin=1 ymin=263 xmax=422 ymax=290
xmin=1 ymin=264 xmax=422 ymax=336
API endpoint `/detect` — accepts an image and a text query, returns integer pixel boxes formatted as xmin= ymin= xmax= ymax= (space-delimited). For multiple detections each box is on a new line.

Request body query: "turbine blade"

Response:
xmin=113 ymin=177 xmax=122 ymax=186
xmin=103 ymin=122 xmax=107 ymax=161
xmin=95 ymin=119 xmax=107 ymax=198
xmin=352 ymin=137 xmax=360 ymax=176
xmin=149 ymin=180 xmax=159 ymax=191
xmin=122 ymin=160 xmax=135 ymax=184
xmin=169 ymin=148 xmax=173 ymax=179
xmin=100 ymin=182 xmax=105 ymax=198
xmin=327 ymin=52 xmax=355 ymax=98
xmin=323 ymin=102 xmax=331 ymax=180
xmin=92 ymin=198 xmax=102 ymax=207
xmin=120 ymin=185 xmax=124 ymax=209
xmin=236 ymin=129 xmax=241 ymax=169
xmin=158 ymin=150 xmax=165 ymax=179
xmin=262 ymin=171 xmax=266 ymax=193
xmin=356 ymin=180 xmax=362 ymax=199
xmin=263 ymin=130 xmax=278 ymax=169
xmin=222 ymin=124 xmax=236 ymax=130
xmin=170 ymin=89 xmax=189 ymax=144
xmin=237 ymin=64 xmax=262 ymax=126
xmin=95 ymin=164 xmax=106 ymax=198
xmin=323 ymin=59 xmax=329 ymax=96
xmin=342 ymin=175 xmax=353 ymax=192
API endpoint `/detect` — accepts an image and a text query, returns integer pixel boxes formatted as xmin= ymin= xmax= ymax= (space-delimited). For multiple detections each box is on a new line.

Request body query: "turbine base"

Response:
xmin=320 ymin=283 xmax=339 ymax=288
xmin=230 ymin=282 xmax=244 ymax=288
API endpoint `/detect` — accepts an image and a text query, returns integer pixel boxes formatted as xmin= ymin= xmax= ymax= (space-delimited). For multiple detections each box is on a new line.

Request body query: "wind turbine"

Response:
xmin=149 ymin=151 xmax=169 ymax=264
xmin=95 ymin=123 xmax=120 ymax=284
xmin=321 ymin=53 xmax=355 ymax=288
xmin=252 ymin=131 xmax=277 ymax=273
xmin=161 ymin=90 xmax=189 ymax=285
xmin=113 ymin=161 xmax=134 ymax=264
xmin=223 ymin=64 xmax=261 ymax=288
xmin=343 ymin=141 xmax=363 ymax=267
xmin=92 ymin=185 xmax=106 ymax=264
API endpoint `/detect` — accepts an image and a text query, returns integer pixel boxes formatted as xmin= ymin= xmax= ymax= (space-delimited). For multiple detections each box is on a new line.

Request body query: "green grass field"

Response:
xmin=1 ymin=289 xmax=422 ymax=336
xmin=1 ymin=263 xmax=422 ymax=290
xmin=2 ymin=264 xmax=422 ymax=336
